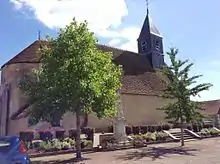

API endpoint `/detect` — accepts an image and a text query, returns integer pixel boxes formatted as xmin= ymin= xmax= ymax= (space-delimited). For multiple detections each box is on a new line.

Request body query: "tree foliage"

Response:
xmin=19 ymin=18 xmax=122 ymax=158
xmin=158 ymin=48 xmax=212 ymax=145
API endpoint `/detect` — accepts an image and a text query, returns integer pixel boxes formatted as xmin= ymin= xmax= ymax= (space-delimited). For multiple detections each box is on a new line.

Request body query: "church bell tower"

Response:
xmin=137 ymin=4 xmax=164 ymax=69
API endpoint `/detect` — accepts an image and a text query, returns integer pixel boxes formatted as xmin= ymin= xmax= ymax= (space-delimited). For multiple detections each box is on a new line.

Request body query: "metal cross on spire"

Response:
xmin=38 ymin=30 xmax=41 ymax=40
xmin=146 ymin=0 xmax=149 ymax=15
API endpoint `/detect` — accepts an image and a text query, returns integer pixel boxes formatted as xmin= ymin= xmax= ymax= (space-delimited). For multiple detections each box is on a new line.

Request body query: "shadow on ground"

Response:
xmin=32 ymin=157 xmax=90 ymax=164
xmin=117 ymin=146 xmax=198 ymax=161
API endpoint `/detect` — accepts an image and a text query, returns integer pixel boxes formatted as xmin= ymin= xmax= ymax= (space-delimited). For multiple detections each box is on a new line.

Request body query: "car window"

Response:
xmin=0 ymin=141 xmax=10 ymax=147
xmin=0 ymin=139 xmax=11 ymax=153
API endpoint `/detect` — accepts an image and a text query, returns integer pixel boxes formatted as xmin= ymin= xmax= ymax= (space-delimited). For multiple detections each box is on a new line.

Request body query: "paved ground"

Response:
xmin=31 ymin=137 xmax=220 ymax=164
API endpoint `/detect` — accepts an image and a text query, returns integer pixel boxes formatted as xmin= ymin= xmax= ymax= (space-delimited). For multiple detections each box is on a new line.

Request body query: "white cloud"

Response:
xmin=108 ymin=38 xmax=121 ymax=46
xmin=11 ymin=0 xmax=23 ymax=9
xmin=117 ymin=27 xmax=140 ymax=52
xmin=120 ymin=40 xmax=138 ymax=52
xmin=10 ymin=0 xmax=140 ymax=52
xmin=107 ymin=27 xmax=140 ymax=51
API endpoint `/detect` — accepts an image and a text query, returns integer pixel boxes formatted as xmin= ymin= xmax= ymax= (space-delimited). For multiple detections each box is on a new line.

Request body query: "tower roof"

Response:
xmin=138 ymin=13 xmax=162 ymax=39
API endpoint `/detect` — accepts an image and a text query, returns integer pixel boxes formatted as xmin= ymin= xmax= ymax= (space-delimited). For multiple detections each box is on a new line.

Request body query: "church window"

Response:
xmin=141 ymin=41 xmax=147 ymax=52
xmin=155 ymin=40 xmax=160 ymax=51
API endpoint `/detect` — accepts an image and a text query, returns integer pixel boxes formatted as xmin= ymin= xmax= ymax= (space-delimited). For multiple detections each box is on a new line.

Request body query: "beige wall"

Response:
xmin=122 ymin=94 xmax=170 ymax=125
xmin=2 ymin=63 xmax=172 ymax=136
xmin=1 ymin=63 xmax=39 ymax=118
xmin=61 ymin=94 xmax=171 ymax=131
xmin=7 ymin=93 xmax=171 ymax=136
xmin=1 ymin=63 xmax=39 ymax=136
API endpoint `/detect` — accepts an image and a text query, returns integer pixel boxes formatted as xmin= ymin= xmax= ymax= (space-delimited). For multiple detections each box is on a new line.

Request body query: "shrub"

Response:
xmin=24 ymin=141 xmax=32 ymax=150
xmin=63 ymin=138 xmax=75 ymax=148
xmin=155 ymin=132 xmax=169 ymax=141
xmin=35 ymin=133 xmax=40 ymax=140
xmin=132 ymin=126 xmax=140 ymax=135
xmin=140 ymin=126 xmax=148 ymax=134
xmin=39 ymin=141 xmax=54 ymax=152
xmin=69 ymin=129 xmax=77 ymax=139
xmin=81 ymin=127 xmax=94 ymax=141
xmin=210 ymin=128 xmax=220 ymax=136
xmin=144 ymin=132 xmax=156 ymax=142
xmin=192 ymin=124 xmax=199 ymax=132
xmin=172 ymin=123 xmax=181 ymax=128
xmin=186 ymin=124 xmax=192 ymax=131
xmin=132 ymin=134 xmax=143 ymax=140
xmin=162 ymin=124 xmax=171 ymax=131
xmin=53 ymin=140 xmax=62 ymax=150
xmin=81 ymin=139 xmax=93 ymax=149
xmin=203 ymin=124 xmax=214 ymax=129
xmin=198 ymin=124 xmax=202 ymax=131
xmin=100 ymin=134 xmax=117 ymax=149
xmin=155 ymin=125 xmax=162 ymax=132
xmin=125 ymin=126 xmax=132 ymax=135
xmin=19 ymin=130 xmax=35 ymax=142
xmin=55 ymin=130 xmax=65 ymax=140
xmin=32 ymin=140 xmax=43 ymax=149
xmin=132 ymin=135 xmax=146 ymax=147
xmin=148 ymin=125 xmax=156 ymax=133
xmin=38 ymin=130 xmax=53 ymax=141
xmin=61 ymin=141 xmax=71 ymax=150
xmin=200 ymin=128 xmax=210 ymax=136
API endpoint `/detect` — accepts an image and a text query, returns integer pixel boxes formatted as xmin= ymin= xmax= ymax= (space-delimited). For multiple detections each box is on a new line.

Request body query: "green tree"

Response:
xmin=158 ymin=48 xmax=212 ymax=146
xmin=19 ymin=18 xmax=122 ymax=159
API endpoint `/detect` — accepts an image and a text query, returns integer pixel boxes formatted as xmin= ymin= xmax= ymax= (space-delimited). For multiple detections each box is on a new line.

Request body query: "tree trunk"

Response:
xmin=75 ymin=108 xmax=82 ymax=159
xmin=180 ymin=118 xmax=185 ymax=146
xmin=81 ymin=113 xmax=88 ymax=128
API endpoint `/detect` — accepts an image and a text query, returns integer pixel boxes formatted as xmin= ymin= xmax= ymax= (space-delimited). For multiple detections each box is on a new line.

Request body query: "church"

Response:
xmin=0 ymin=11 xmax=171 ymax=136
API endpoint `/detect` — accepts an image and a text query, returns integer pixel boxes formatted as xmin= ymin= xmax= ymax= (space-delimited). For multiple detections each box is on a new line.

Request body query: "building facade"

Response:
xmin=0 ymin=12 xmax=172 ymax=136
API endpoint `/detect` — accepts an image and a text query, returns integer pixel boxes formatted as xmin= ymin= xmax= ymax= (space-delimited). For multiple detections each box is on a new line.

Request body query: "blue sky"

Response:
xmin=0 ymin=0 xmax=220 ymax=101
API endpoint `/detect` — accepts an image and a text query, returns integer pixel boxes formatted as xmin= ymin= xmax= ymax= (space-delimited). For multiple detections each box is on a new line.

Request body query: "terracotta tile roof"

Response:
xmin=3 ymin=40 xmax=165 ymax=95
xmin=6 ymin=40 xmax=166 ymax=120
xmin=199 ymin=99 xmax=220 ymax=116
xmin=1 ymin=40 xmax=48 ymax=68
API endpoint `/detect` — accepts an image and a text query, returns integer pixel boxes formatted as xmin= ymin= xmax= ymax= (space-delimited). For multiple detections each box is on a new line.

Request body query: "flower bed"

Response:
xmin=100 ymin=131 xmax=172 ymax=150
xmin=25 ymin=137 xmax=93 ymax=155
xmin=131 ymin=132 xmax=171 ymax=147
xmin=198 ymin=128 xmax=220 ymax=138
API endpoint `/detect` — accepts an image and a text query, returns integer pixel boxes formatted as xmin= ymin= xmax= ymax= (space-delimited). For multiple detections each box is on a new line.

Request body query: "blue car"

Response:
xmin=0 ymin=136 xmax=31 ymax=164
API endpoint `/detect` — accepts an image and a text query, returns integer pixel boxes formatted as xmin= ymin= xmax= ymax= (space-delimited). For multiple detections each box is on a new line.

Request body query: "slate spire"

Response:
xmin=137 ymin=3 xmax=164 ymax=69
